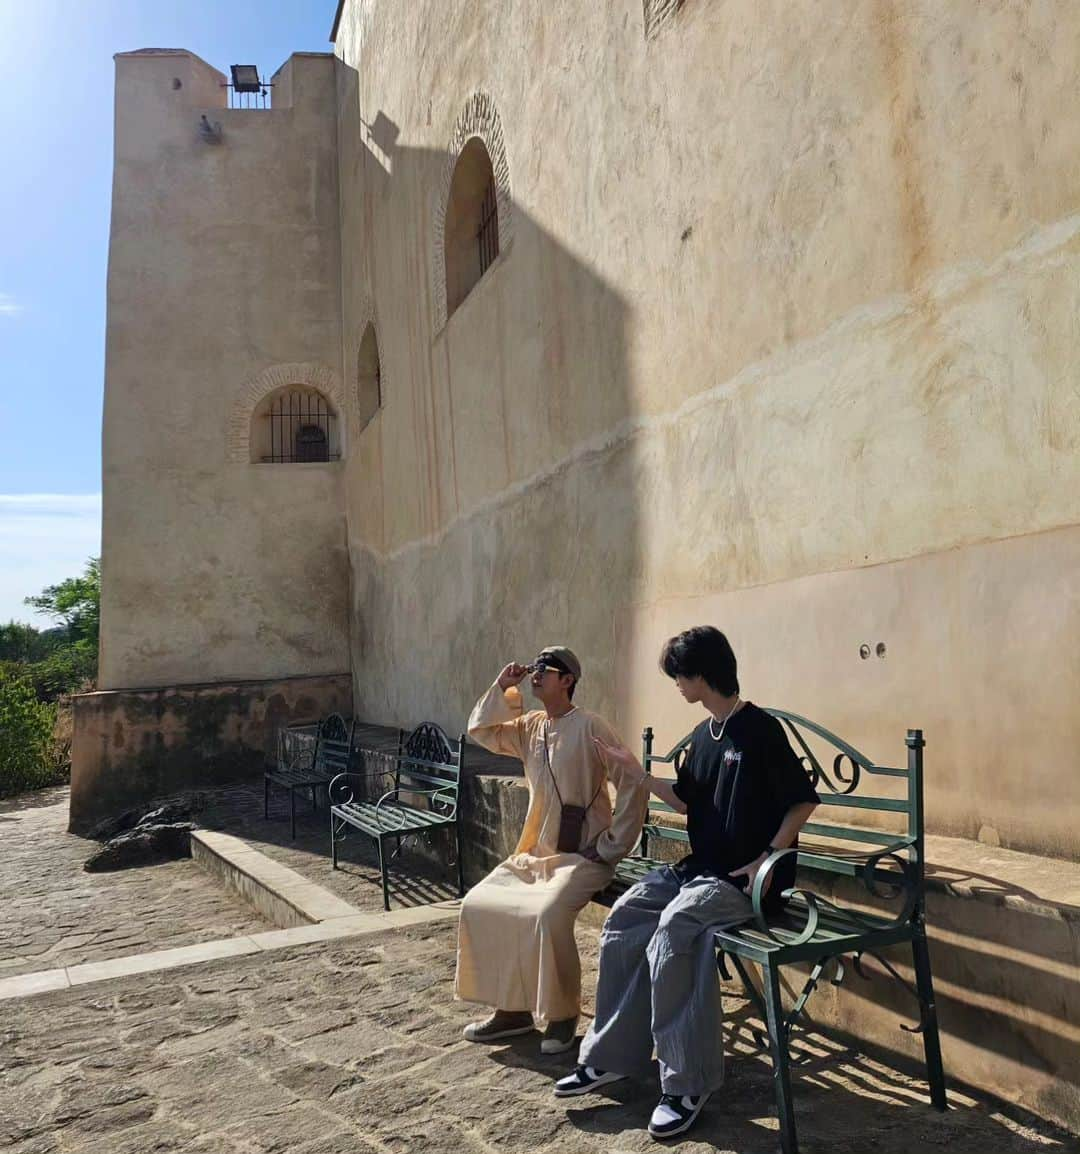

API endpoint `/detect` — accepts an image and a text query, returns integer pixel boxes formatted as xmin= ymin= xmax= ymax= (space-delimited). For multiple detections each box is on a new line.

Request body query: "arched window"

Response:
xmin=356 ymin=322 xmax=382 ymax=431
xmin=444 ymin=138 xmax=500 ymax=317
xmin=252 ymin=386 xmax=340 ymax=463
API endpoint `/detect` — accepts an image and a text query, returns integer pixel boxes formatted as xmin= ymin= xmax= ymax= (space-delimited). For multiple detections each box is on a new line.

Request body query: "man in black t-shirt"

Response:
xmin=553 ymin=626 xmax=819 ymax=1141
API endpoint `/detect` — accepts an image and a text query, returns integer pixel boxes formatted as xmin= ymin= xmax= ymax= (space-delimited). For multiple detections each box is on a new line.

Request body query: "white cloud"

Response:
xmin=0 ymin=494 xmax=101 ymax=626
xmin=0 ymin=293 xmax=23 ymax=317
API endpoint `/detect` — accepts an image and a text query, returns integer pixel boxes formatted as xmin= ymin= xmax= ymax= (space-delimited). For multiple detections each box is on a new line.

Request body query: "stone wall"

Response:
xmin=331 ymin=0 xmax=1080 ymax=861
xmin=99 ymin=50 xmax=347 ymax=690
xmin=68 ymin=674 xmax=352 ymax=835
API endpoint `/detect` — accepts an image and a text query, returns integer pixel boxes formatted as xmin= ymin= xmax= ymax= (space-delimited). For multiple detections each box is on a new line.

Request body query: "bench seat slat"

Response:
xmin=800 ymin=823 xmax=908 ymax=847
xmin=399 ymin=756 xmax=461 ymax=775
xmin=332 ymin=800 xmax=454 ymax=835
xmin=815 ymin=794 xmax=910 ymax=813
xmin=397 ymin=770 xmax=460 ymax=790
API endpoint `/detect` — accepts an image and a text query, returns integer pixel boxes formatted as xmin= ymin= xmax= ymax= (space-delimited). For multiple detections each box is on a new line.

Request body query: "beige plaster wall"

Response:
xmin=333 ymin=1 xmax=1080 ymax=858
xmin=99 ymin=50 xmax=348 ymax=690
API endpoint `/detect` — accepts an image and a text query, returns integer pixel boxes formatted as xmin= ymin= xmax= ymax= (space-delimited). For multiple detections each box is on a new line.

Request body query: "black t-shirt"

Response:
xmin=671 ymin=702 xmax=819 ymax=908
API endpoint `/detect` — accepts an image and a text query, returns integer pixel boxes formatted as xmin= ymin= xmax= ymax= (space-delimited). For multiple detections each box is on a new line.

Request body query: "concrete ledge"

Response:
xmin=66 ymin=937 xmax=260 ymax=985
xmin=0 ymin=968 xmax=71 ymax=1000
xmin=0 ymin=904 xmax=459 ymax=1001
xmin=191 ymin=829 xmax=359 ymax=927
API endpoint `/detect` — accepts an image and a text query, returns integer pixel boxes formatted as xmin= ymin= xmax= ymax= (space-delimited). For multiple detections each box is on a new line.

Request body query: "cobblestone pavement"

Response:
xmin=200 ymin=784 xmax=461 ymax=913
xmin=0 ymin=789 xmax=268 ymax=978
xmin=1 ymin=919 xmax=1072 ymax=1154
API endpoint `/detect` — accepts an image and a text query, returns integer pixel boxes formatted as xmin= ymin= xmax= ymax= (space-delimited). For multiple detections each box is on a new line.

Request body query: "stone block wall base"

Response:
xmin=68 ymin=673 xmax=352 ymax=835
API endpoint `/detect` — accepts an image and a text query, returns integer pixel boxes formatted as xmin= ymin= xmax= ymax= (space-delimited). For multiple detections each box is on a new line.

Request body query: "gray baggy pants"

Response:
xmin=578 ymin=865 xmax=753 ymax=1096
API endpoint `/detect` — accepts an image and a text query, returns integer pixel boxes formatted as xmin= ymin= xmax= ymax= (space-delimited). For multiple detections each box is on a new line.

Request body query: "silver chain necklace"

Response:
xmin=708 ymin=697 xmax=741 ymax=742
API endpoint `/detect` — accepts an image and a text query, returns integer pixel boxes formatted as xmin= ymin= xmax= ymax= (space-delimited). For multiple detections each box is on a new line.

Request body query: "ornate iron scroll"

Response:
xmin=748 ymin=844 xmax=919 ymax=948
xmin=403 ymin=721 xmax=455 ymax=765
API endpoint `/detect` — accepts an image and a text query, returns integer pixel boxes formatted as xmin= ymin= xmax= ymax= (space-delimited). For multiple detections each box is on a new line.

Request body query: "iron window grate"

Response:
xmin=477 ymin=177 xmax=500 ymax=275
xmin=261 ymin=390 xmax=339 ymax=463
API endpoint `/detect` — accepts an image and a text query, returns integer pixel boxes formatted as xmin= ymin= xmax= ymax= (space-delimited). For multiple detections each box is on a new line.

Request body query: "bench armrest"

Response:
xmin=749 ymin=843 xmax=919 ymax=947
xmin=374 ymin=786 xmax=458 ymax=827
xmin=328 ymin=769 xmax=393 ymax=806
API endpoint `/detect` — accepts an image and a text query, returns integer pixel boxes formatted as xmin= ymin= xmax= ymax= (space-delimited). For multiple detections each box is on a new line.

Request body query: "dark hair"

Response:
xmin=565 ymin=677 xmax=577 ymax=701
xmin=659 ymin=626 xmax=739 ymax=695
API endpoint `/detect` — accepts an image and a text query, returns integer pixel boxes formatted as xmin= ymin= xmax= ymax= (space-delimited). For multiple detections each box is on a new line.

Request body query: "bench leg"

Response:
xmin=763 ymin=963 xmax=798 ymax=1154
xmin=912 ymin=929 xmax=948 ymax=1110
xmin=290 ymin=790 xmax=297 ymax=840
xmin=311 ymin=785 xmax=317 ymax=813
xmin=377 ymin=837 xmax=391 ymax=912
xmin=455 ymin=821 xmax=465 ymax=898
xmin=330 ymin=813 xmax=339 ymax=870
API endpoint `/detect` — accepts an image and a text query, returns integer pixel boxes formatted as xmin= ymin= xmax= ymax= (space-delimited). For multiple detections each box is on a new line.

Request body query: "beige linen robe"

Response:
xmin=455 ymin=681 xmax=647 ymax=1021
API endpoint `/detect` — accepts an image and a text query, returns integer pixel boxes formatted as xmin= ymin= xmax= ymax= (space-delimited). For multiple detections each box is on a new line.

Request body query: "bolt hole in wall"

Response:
xmin=859 ymin=643 xmax=888 ymax=660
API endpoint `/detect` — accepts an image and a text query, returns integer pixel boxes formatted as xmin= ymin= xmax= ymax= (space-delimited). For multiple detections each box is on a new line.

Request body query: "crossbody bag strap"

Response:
xmin=543 ymin=721 xmax=606 ymax=811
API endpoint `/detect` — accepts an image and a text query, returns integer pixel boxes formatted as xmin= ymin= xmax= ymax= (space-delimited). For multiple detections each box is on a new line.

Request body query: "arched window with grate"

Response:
xmin=444 ymin=138 xmax=500 ymax=318
xmin=251 ymin=386 xmax=340 ymax=463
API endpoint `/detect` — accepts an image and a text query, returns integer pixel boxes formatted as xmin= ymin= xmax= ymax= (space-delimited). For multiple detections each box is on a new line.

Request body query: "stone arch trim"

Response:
xmin=227 ymin=361 xmax=345 ymax=463
xmin=432 ymin=90 xmax=514 ymax=332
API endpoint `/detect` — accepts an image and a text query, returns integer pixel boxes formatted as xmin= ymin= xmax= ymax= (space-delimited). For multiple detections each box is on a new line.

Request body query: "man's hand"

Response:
xmin=497 ymin=662 xmax=531 ymax=691
xmin=730 ymin=850 xmax=772 ymax=897
xmin=592 ymin=737 xmax=647 ymax=785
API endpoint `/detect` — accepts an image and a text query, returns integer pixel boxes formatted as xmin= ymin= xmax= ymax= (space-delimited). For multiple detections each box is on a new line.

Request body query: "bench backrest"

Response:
xmin=313 ymin=713 xmax=355 ymax=775
xmin=640 ymin=710 xmax=926 ymax=897
xmin=395 ymin=721 xmax=465 ymax=819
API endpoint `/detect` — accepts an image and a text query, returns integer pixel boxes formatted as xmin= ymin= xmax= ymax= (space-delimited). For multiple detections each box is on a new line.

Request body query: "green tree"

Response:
xmin=24 ymin=557 xmax=100 ymax=692
xmin=25 ymin=557 xmax=100 ymax=651
xmin=0 ymin=621 xmax=43 ymax=663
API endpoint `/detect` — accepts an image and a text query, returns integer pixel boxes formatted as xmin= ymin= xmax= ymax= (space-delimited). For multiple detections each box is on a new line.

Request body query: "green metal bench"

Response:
xmin=265 ymin=714 xmax=355 ymax=839
xmin=597 ymin=710 xmax=947 ymax=1154
xmin=328 ymin=721 xmax=466 ymax=911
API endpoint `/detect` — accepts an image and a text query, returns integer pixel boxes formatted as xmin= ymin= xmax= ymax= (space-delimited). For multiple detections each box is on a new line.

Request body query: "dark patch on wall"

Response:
xmin=643 ymin=0 xmax=686 ymax=39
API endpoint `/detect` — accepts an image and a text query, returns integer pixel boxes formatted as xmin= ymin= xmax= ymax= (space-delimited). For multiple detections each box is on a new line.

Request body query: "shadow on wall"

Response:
xmin=336 ymin=59 xmax=646 ymax=740
xmin=783 ymin=868 xmax=1080 ymax=1136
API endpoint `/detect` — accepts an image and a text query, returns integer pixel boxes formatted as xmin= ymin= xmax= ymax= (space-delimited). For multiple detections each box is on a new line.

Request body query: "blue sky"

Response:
xmin=0 ymin=1 xmax=335 ymax=624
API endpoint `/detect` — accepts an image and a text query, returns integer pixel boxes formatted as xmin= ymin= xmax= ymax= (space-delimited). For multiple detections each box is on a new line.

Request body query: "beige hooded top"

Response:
xmin=467 ymin=680 xmax=645 ymax=863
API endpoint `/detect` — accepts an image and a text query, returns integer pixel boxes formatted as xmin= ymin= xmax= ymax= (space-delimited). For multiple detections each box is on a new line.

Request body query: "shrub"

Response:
xmin=0 ymin=670 xmax=67 ymax=797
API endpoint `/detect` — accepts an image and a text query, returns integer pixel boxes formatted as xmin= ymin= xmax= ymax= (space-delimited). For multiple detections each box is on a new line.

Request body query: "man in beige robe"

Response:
xmin=456 ymin=646 xmax=647 ymax=1054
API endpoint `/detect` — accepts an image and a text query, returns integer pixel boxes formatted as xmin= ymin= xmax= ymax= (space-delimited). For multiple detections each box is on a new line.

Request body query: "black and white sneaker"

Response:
xmin=648 ymin=1092 xmax=711 ymax=1139
xmin=553 ymin=1065 xmax=627 ymax=1097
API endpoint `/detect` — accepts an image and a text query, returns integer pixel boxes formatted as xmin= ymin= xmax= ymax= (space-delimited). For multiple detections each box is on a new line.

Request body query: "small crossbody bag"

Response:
xmin=542 ymin=722 xmax=605 ymax=854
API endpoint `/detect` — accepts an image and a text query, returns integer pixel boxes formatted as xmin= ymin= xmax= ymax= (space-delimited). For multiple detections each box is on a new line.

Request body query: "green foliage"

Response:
xmin=0 ymin=558 xmax=98 ymax=795
xmin=25 ymin=557 xmax=100 ymax=652
xmin=0 ymin=669 xmax=66 ymax=797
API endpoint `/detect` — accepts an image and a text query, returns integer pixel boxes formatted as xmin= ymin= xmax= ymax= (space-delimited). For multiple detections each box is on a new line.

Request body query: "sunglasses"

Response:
xmin=528 ymin=660 xmax=570 ymax=676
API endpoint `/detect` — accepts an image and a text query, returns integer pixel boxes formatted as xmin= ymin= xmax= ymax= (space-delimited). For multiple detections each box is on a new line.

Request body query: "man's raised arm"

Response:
xmin=467 ymin=663 xmax=530 ymax=761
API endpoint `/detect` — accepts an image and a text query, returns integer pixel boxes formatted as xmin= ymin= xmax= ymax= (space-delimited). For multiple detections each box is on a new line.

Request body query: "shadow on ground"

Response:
xmin=198 ymin=781 xmax=461 ymax=913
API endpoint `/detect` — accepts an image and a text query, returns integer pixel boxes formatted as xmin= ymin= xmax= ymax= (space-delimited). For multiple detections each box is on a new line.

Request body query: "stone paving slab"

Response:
xmin=0 ymin=788 xmax=269 ymax=978
xmin=0 ymin=919 xmax=1071 ymax=1154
